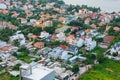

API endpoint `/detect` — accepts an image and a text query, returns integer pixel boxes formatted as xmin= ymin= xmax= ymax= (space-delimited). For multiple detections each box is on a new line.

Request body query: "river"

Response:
xmin=63 ymin=0 xmax=120 ymax=12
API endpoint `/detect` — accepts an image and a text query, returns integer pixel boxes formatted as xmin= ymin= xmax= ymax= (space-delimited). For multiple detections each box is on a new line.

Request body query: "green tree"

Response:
xmin=18 ymin=46 xmax=29 ymax=53
xmin=43 ymin=26 xmax=56 ymax=34
xmin=72 ymin=64 xmax=79 ymax=73
xmin=13 ymin=64 xmax=21 ymax=70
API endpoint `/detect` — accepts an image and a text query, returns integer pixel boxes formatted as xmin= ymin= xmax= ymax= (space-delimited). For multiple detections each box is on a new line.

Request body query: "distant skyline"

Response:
xmin=64 ymin=0 xmax=120 ymax=12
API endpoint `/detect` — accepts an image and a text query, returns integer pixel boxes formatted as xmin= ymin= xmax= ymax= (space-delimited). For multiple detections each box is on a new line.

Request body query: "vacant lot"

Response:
xmin=81 ymin=59 xmax=120 ymax=80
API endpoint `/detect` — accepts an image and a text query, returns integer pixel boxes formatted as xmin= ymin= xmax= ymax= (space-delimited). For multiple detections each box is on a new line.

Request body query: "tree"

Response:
xmin=96 ymin=54 xmax=106 ymax=63
xmin=13 ymin=64 xmax=21 ymax=70
xmin=94 ymin=38 xmax=103 ymax=42
xmin=18 ymin=46 xmax=29 ymax=53
xmin=17 ymin=52 xmax=27 ymax=58
xmin=72 ymin=64 xmax=79 ymax=73
xmin=43 ymin=26 xmax=56 ymax=34
xmin=13 ymin=40 xmax=20 ymax=46
xmin=84 ymin=54 xmax=96 ymax=64
xmin=31 ymin=27 xmax=42 ymax=35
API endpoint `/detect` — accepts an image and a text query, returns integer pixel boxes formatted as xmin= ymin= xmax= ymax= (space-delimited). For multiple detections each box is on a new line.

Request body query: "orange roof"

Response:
xmin=58 ymin=17 xmax=66 ymax=22
xmin=85 ymin=29 xmax=90 ymax=33
xmin=60 ymin=45 xmax=67 ymax=50
xmin=113 ymin=27 xmax=120 ymax=31
xmin=2 ymin=10 xmax=9 ymax=14
xmin=90 ymin=24 xmax=96 ymax=28
xmin=1 ymin=46 xmax=9 ymax=51
xmin=85 ymin=18 xmax=91 ymax=21
xmin=92 ymin=13 xmax=97 ymax=17
xmin=99 ymin=21 xmax=105 ymax=26
xmin=29 ymin=35 xmax=38 ymax=39
xmin=0 ymin=49 xmax=3 ymax=53
xmin=34 ymin=42 xmax=44 ymax=49
xmin=34 ymin=42 xmax=43 ymax=45
xmin=68 ymin=34 xmax=75 ymax=39
xmin=10 ymin=25 xmax=18 ymax=29
xmin=51 ymin=35 xmax=57 ymax=41
xmin=12 ymin=12 xmax=18 ymax=17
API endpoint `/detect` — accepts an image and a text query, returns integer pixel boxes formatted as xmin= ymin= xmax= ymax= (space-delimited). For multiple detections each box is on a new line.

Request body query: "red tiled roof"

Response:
xmin=60 ymin=45 xmax=67 ymax=50
xmin=104 ymin=36 xmax=115 ymax=43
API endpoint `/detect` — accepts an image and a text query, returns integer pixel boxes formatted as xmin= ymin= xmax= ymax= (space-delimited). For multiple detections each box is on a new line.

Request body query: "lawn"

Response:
xmin=81 ymin=59 xmax=120 ymax=80
xmin=91 ymin=46 xmax=105 ymax=54
xmin=19 ymin=56 xmax=32 ymax=63
xmin=0 ymin=72 xmax=19 ymax=80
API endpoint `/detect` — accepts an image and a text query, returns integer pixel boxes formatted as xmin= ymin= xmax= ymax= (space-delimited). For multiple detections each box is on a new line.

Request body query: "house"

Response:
xmin=40 ymin=31 xmax=50 ymax=39
xmin=92 ymin=12 xmax=97 ymax=19
xmin=90 ymin=24 xmax=96 ymax=29
xmin=66 ymin=34 xmax=76 ymax=45
xmin=67 ymin=46 xmax=78 ymax=54
xmin=56 ymin=32 xmax=65 ymax=41
xmin=10 ymin=33 xmax=26 ymax=46
xmin=76 ymin=38 xmax=84 ymax=47
xmin=103 ymin=36 xmax=115 ymax=43
xmin=36 ymin=47 xmax=52 ymax=56
xmin=84 ymin=17 xmax=91 ymax=25
xmin=110 ymin=42 xmax=120 ymax=55
xmin=76 ymin=30 xmax=85 ymax=36
xmin=0 ymin=3 xmax=7 ymax=10
xmin=85 ymin=41 xmax=97 ymax=51
xmin=48 ymin=47 xmax=63 ymax=59
xmin=10 ymin=25 xmax=18 ymax=30
xmin=10 ymin=34 xmax=25 ymax=41
xmin=60 ymin=45 xmax=67 ymax=50
xmin=0 ymin=41 xmax=7 ymax=48
xmin=28 ymin=34 xmax=38 ymax=40
xmin=51 ymin=34 xmax=57 ymax=41
xmin=58 ymin=17 xmax=67 ymax=23
xmin=98 ymin=42 xmax=110 ymax=48
xmin=84 ymin=36 xmax=92 ymax=45
xmin=30 ymin=19 xmax=36 ymax=24
xmin=34 ymin=42 xmax=44 ymax=49
xmin=71 ymin=26 xmax=79 ymax=32
xmin=60 ymin=51 xmax=73 ymax=61
xmin=18 ymin=18 xmax=27 ymax=24
xmin=43 ymin=20 xmax=53 ymax=27
xmin=89 ymin=29 xmax=99 ymax=37
xmin=113 ymin=27 xmax=120 ymax=32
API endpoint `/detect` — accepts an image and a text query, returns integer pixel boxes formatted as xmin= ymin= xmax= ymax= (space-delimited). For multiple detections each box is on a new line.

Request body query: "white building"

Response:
xmin=0 ymin=41 xmax=7 ymax=48
xmin=60 ymin=51 xmax=73 ymax=61
xmin=76 ymin=38 xmax=84 ymax=47
xmin=56 ymin=32 xmax=65 ymax=41
xmin=110 ymin=42 xmax=120 ymax=55
xmin=20 ymin=63 xmax=55 ymax=80
xmin=85 ymin=41 xmax=97 ymax=51
xmin=10 ymin=34 xmax=26 ymax=46
xmin=40 ymin=31 xmax=50 ymax=38
xmin=84 ymin=36 xmax=92 ymax=45
xmin=10 ymin=34 xmax=25 ymax=41
xmin=0 ymin=3 xmax=7 ymax=9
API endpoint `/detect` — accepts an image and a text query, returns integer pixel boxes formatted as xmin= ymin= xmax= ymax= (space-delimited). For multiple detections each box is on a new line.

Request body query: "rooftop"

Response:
xmin=21 ymin=64 xmax=55 ymax=80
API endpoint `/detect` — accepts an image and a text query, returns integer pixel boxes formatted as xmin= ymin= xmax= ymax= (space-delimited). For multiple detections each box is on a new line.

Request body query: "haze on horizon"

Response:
xmin=64 ymin=0 xmax=120 ymax=12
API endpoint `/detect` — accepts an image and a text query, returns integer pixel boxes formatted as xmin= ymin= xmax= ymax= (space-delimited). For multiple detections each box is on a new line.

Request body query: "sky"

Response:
xmin=64 ymin=0 xmax=120 ymax=12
